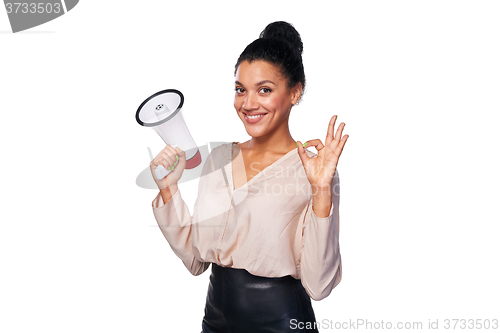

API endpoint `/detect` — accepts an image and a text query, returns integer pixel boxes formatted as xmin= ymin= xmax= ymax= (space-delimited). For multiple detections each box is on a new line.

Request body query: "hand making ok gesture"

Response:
xmin=297 ymin=115 xmax=348 ymax=192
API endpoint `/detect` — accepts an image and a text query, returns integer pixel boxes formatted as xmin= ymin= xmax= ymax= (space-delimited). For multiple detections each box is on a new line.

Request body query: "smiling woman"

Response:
xmin=149 ymin=21 xmax=348 ymax=333
xmin=234 ymin=60 xmax=302 ymax=129
xmin=233 ymin=21 xmax=305 ymax=143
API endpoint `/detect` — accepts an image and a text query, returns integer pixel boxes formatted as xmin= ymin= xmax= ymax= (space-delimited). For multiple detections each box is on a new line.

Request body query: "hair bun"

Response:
xmin=259 ymin=21 xmax=303 ymax=54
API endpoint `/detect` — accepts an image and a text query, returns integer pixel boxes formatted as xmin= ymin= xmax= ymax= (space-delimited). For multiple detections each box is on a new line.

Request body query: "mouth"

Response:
xmin=242 ymin=112 xmax=267 ymax=124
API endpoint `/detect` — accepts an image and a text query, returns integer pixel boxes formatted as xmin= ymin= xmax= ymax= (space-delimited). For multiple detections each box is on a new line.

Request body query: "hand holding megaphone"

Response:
xmin=137 ymin=89 xmax=202 ymax=189
xmin=150 ymin=144 xmax=186 ymax=190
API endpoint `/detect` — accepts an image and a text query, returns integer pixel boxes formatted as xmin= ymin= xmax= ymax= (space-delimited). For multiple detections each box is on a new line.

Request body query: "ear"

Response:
xmin=291 ymin=83 xmax=303 ymax=106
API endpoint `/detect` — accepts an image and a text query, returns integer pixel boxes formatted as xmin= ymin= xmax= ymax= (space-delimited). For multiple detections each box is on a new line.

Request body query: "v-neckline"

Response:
xmin=229 ymin=142 xmax=298 ymax=192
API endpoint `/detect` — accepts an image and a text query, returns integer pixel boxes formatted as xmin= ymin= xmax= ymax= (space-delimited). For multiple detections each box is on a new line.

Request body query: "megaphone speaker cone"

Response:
xmin=136 ymin=89 xmax=184 ymax=127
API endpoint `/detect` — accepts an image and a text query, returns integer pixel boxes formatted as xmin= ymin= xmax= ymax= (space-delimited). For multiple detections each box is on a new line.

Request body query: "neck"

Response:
xmin=246 ymin=123 xmax=297 ymax=155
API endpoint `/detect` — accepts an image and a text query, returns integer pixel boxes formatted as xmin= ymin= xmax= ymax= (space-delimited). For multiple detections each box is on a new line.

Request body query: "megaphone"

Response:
xmin=136 ymin=89 xmax=202 ymax=180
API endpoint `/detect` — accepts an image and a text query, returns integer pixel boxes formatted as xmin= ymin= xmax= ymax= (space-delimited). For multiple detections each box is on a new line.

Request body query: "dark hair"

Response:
xmin=235 ymin=21 xmax=306 ymax=99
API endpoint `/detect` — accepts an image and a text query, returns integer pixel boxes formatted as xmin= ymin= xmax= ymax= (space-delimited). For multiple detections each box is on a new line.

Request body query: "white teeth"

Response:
xmin=247 ymin=114 xmax=264 ymax=119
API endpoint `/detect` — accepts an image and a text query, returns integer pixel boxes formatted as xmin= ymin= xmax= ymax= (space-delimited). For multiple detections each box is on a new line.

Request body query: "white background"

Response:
xmin=1 ymin=1 xmax=499 ymax=332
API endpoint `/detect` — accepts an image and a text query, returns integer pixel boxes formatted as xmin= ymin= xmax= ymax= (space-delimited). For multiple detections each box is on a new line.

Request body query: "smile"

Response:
xmin=243 ymin=113 xmax=267 ymax=124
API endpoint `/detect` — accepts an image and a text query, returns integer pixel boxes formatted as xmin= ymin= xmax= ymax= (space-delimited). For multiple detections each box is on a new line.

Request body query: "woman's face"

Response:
xmin=234 ymin=60 xmax=301 ymax=138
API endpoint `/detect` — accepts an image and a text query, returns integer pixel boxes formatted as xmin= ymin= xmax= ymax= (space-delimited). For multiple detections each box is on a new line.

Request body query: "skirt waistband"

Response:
xmin=202 ymin=263 xmax=318 ymax=333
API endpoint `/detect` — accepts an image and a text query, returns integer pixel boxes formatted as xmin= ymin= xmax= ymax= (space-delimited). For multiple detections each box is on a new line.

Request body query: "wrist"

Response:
xmin=311 ymin=185 xmax=333 ymax=218
xmin=159 ymin=185 xmax=178 ymax=205
xmin=311 ymin=184 xmax=332 ymax=196
xmin=312 ymin=199 xmax=333 ymax=218
xmin=160 ymin=184 xmax=178 ymax=193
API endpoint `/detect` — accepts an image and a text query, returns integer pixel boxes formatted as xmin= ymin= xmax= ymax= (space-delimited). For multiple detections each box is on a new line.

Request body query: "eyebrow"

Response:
xmin=235 ymin=80 xmax=276 ymax=86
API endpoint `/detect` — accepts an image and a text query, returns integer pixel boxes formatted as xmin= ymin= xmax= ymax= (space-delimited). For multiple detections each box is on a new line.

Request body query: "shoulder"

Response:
xmin=205 ymin=142 xmax=233 ymax=154
xmin=206 ymin=142 xmax=236 ymax=164
xmin=198 ymin=142 xmax=232 ymax=174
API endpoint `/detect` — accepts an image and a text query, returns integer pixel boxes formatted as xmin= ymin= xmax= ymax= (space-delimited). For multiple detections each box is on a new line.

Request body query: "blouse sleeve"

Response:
xmin=151 ymin=147 xmax=222 ymax=277
xmin=298 ymin=169 xmax=342 ymax=301
xmin=152 ymin=189 xmax=210 ymax=276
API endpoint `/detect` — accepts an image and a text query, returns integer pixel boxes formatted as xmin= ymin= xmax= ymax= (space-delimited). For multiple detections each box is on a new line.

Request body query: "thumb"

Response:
xmin=296 ymin=141 xmax=310 ymax=168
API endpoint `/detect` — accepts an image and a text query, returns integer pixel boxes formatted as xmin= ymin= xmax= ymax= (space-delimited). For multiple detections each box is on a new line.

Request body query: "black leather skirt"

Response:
xmin=201 ymin=263 xmax=319 ymax=333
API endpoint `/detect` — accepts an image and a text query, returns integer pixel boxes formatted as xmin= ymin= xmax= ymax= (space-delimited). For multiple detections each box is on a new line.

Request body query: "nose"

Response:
xmin=242 ymin=93 xmax=259 ymax=111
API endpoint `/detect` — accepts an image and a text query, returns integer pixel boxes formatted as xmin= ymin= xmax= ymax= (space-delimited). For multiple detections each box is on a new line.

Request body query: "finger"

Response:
xmin=160 ymin=155 xmax=176 ymax=170
xmin=325 ymin=115 xmax=337 ymax=147
xmin=296 ymin=141 xmax=311 ymax=167
xmin=161 ymin=150 xmax=176 ymax=163
xmin=163 ymin=144 xmax=178 ymax=156
xmin=303 ymin=139 xmax=325 ymax=151
xmin=154 ymin=145 xmax=185 ymax=171
xmin=334 ymin=134 xmax=349 ymax=157
xmin=175 ymin=147 xmax=186 ymax=168
xmin=332 ymin=122 xmax=345 ymax=145
xmin=162 ymin=147 xmax=178 ymax=158
xmin=151 ymin=154 xmax=168 ymax=168
xmin=164 ymin=145 xmax=181 ymax=165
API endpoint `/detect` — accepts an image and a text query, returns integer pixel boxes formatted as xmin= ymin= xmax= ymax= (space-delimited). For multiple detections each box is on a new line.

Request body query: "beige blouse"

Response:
xmin=151 ymin=142 xmax=342 ymax=301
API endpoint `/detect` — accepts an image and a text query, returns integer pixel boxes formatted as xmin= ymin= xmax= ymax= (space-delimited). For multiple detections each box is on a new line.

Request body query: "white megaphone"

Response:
xmin=136 ymin=89 xmax=202 ymax=180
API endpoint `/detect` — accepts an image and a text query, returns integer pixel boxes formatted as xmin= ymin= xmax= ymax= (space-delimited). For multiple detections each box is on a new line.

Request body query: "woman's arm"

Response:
xmin=310 ymin=185 xmax=333 ymax=218
xmin=295 ymin=116 xmax=347 ymax=301
xmin=151 ymin=145 xmax=226 ymax=276
xmin=152 ymin=184 xmax=210 ymax=276
xmin=159 ymin=185 xmax=177 ymax=204
xmin=299 ymin=169 xmax=342 ymax=301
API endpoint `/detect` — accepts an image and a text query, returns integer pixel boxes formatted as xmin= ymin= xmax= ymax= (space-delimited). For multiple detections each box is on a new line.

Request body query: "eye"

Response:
xmin=235 ymin=87 xmax=245 ymax=94
xmin=259 ymin=87 xmax=272 ymax=94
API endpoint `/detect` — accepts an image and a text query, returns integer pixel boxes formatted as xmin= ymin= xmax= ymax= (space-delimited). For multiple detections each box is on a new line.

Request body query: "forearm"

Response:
xmin=153 ymin=185 xmax=209 ymax=276
xmin=311 ymin=186 xmax=332 ymax=218
xmin=300 ymin=172 xmax=342 ymax=300
xmin=300 ymin=209 xmax=341 ymax=300
xmin=159 ymin=184 xmax=178 ymax=204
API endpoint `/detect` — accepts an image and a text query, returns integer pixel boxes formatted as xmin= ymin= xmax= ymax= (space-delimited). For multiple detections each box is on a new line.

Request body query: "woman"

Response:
xmin=150 ymin=21 xmax=348 ymax=333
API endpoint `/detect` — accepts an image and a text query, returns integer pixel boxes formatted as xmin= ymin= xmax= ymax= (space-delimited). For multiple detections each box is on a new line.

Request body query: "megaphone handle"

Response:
xmin=154 ymin=144 xmax=179 ymax=180
xmin=155 ymin=164 xmax=171 ymax=180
